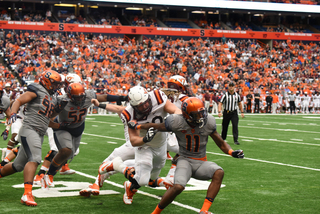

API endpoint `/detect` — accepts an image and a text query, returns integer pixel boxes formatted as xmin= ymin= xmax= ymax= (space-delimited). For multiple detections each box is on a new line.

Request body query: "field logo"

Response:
xmin=13 ymin=181 xmax=120 ymax=198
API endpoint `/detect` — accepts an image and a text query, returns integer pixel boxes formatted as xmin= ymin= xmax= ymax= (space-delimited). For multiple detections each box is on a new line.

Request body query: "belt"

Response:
xmin=224 ymin=110 xmax=236 ymax=114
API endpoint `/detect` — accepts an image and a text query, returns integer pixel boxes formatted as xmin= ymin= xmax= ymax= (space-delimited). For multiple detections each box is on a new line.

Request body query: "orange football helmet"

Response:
xmin=67 ymin=83 xmax=86 ymax=106
xmin=181 ymin=97 xmax=207 ymax=128
xmin=167 ymin=75 xmax=188 ymax=94
xmin=40 ymin=70 xmax=62 ymax=95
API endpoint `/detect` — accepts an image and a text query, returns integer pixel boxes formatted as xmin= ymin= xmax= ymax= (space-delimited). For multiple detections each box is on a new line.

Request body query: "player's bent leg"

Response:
xmin=199 ymin=169 xmax=224 ymax=213
xmin=151 ymin=184 xmax=185 ymax=214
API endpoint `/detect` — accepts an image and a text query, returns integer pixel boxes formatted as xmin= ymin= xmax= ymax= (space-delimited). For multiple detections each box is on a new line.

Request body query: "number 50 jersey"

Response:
xmin=121 ymin=89 xmax=168 ymax=148
xmin=56 ymin=90 xmax=96 ymax=129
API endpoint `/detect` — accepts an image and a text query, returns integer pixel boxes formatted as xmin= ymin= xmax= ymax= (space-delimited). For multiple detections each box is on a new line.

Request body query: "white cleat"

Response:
xmin=79 ymin=183 xmax=100 ymax=197
xmin=123 ymin=181 xmax=137 ymax=205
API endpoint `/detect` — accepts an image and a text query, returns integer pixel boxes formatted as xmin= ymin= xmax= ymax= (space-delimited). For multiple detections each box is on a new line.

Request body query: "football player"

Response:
xmin=127 ymin=97 xmax=244 ymax=214
xmin=0 ymin=70 xmax=62 ymax=206
xmin=0 ymin=86 xmax=13 ymax=155
xmin=34 ymin=73 xmax=83 ymax=184
xmin=161 ymin=75 xmax=189 ymax=185
xmin=41 ymin=80 xmax=128 ymax=189
xmin=102 ymin=85 xmax=181 ymax=205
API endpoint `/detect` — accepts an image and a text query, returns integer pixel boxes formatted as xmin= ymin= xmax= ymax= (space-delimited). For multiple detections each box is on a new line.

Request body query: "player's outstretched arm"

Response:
xmin=128 ymin=120 xmax=167 ymax=132
xmin=210 ymin=130 xmax=244 ymax=158
xmin=164 ymin=100 xmax=182 ymax=114
xmin=91 ymin=98 xmax=125 ymax=115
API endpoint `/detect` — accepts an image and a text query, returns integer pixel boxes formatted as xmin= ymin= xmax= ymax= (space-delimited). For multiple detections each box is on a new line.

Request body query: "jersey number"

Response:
xmin=68 ymin=108 xmax=87 ymax=123
xmin=185 ymin=134 xmax=200 ymax=152
xmin=38 ymin=98 xmax=54 ymax=117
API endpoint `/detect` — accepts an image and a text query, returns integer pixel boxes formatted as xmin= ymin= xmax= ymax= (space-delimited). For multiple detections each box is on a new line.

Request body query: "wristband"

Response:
xmin=98 ymin=103 xmax=107 ymax=109
xmin=228 ymin=149 xmax=234 ymax=156
xmin=136 ymin=124 xmax=141 ymax=129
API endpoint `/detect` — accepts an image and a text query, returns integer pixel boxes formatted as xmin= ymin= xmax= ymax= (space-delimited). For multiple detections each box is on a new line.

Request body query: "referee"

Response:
xmin=287 ymin=91 xmax=296 ymax=114
xmin=218 ymin=82 xmax=245 ymax=145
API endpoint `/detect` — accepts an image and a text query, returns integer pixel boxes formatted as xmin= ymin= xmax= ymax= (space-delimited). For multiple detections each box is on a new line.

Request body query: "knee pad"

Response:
xmin=44 ymin=150 xmax=58 ymax=162
xmin=12 ymin=162 xmax=23 ymax=172
xmin=124 ymin=167 xmax=141 ymax=189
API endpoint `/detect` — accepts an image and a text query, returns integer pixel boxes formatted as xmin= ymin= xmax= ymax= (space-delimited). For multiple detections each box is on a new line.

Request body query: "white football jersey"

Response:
xmin=121 ymin=89 xmax=168 ymax=148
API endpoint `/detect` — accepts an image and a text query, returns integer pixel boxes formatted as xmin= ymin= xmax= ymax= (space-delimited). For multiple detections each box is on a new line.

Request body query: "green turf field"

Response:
xmin=0 ymin=113 xmax=319 ymax=214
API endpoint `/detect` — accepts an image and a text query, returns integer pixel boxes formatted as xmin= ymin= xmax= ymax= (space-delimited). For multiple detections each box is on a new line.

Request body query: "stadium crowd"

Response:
xmin=0 ymin=30 xmax=319 ymax=114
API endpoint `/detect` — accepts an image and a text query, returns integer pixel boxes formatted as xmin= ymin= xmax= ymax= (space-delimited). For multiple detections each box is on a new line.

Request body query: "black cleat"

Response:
xmin=234 ymin=141 xmax=240 ymax=145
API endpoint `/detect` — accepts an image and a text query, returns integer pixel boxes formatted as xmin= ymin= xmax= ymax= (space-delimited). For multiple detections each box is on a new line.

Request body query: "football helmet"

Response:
xmin=40 ymin=70 xmax=62 ymax=95
xmin=65 ymin=73 xmax=81 ymax=91
xmin=182 ymin=97 xmax=207 ymax=128
xmin=167 ymin=75 xmax=188 ymax=94
xmin=128 ymin=86 xmax=152 ymax=116
xmin=67 ymin=83 xmax=86 ymax=106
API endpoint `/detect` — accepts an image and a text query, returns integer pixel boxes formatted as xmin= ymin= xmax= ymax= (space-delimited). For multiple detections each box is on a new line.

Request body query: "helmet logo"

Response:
xmin=44 ymin=72 xmax=52 ymax=79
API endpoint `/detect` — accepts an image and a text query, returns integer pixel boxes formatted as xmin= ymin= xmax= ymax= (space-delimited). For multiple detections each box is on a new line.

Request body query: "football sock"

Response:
xmin=24 ymin=182 xmax=33 ymax=194
xmin=47 ymin=160 xmax=61 ymax=176
xmin=38 ymin=166 xmax=49 ymax=175
xmin=151 ymin=203 xmax=165 ymax=214
xmin=200 ymin=197 xmax=214 ymax=212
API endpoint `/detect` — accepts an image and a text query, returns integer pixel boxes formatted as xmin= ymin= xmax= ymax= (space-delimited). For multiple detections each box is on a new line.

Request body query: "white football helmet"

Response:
xmin=128 ymin=86 xmax=152 ymax=115
xmin=167 ymin=75 xmax=188 ymax=94
xmin=65 ymin=73 xmax=81 ymax=85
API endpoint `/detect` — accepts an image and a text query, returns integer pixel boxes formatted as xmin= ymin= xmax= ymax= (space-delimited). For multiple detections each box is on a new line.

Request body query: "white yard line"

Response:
xmin=74 ymin=170 xmax=201 ymax=213
xmin=82 ymin=132 xmax=320 ymax=170
xmin=206 ymin=152 xmax=320 ymax=172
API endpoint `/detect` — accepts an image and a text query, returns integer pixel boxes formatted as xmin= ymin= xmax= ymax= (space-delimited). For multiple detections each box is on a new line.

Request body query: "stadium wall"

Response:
xmin=1 ymin=21 xmax=320 ymax=41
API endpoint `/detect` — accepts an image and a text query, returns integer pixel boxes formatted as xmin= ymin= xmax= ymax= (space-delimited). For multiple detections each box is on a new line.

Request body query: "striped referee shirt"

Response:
xmin=220 ymin=91 xmax=241 ymax=111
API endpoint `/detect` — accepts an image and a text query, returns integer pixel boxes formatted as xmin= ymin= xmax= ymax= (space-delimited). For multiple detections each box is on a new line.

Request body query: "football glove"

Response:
xmin=231 ymin=150 xmax=244 ymax=159
xmin=143 ymin=127 xmax=157 ymax=143
xmin=8 ymin=113 xmax=18 ymax=125
xmin=1 ymin=129 xmax=9 ymax=140
xmin=128 ymin=120 xmax=141 ymax=129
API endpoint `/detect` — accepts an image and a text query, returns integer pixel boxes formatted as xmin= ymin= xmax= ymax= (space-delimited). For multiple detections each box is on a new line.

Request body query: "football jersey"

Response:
xmin=165 ymin=114 xmax=217 ymax=159
xmin=121 ymin=89 xmax=168 ymax=148
xmin=22 ymin=83 xmax=57 ymax=136
xmin=0 ymin=95 xmax=10 ymax=113
xmin=173 ymin=94 xmax=189 ymax=109
xmin=0 ymin=95 xmax=10 ymax=119
xmin=56 ymin=89 xmax=96 ymax=129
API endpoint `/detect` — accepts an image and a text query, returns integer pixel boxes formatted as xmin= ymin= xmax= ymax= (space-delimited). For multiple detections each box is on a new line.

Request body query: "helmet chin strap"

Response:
xmin=198 ymin=118 xmax=205 ymax=128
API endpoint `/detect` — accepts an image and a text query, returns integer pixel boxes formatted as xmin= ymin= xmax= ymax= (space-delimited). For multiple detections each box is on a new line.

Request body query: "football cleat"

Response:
xmin=163 ymin=178 xmax=174 ymax=190
xmin=123 ymin=181 xmax=137 ymax=205
xmin=166 ymin=151 xmax=173 ymax=160
xmin=42 ymin=174 xmax=54 ymax=188
xmin=112 ymin=156 xmax=126 ymax=173
xmin=33 ymin=174 xmax=44 ymax=186
xmin=60 ymin=164 xmax=76 ymax=175
xmin=98 ymin=161 xmax=114 ymax=175
xmin=21 ymin=192 xmax=37 ymax=206
xmin=79 ymin=183 xmax=100 ymax=197
xmin=198 ymin=211 xmax=213 ymax=214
